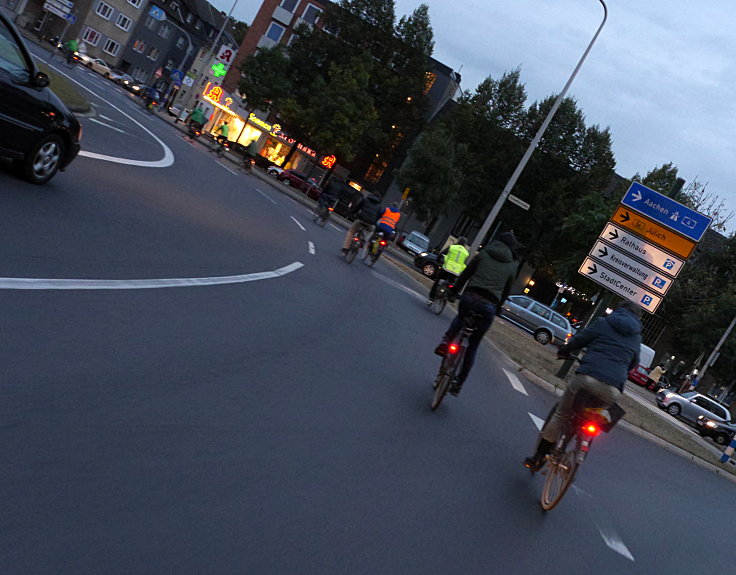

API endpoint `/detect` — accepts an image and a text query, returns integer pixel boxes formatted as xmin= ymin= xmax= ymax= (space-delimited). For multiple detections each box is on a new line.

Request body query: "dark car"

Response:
xmin=696 ymin=415 xmax=736 ymax=446
xmin=0 ymin=13 xmax=81 ymax=183
xmin=413 ymin=252 xmax=440 ymax=278
xmin=276 ymin=169 xmax=322 ymax=199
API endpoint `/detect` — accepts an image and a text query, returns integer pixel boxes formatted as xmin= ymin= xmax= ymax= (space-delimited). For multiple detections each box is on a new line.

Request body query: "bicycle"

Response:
xmin=362 ymin=231 xmax=388 ymax=266
xmin=427 ymin=277 xmax=454 ymax=315
xmin=313 ymin=198 xmax=336 ymax=227
xmin=530 ymin=387 xmax=624 ymax=511
xmin=431 ymin=310 xmax=484 ymax=411
xmin=343 ymin=229 xmax=366 ymax=264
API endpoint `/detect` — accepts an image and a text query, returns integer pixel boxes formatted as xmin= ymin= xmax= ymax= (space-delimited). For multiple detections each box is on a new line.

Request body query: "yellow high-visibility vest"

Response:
xmin=443 ymin=244 xmax=469 ymax=275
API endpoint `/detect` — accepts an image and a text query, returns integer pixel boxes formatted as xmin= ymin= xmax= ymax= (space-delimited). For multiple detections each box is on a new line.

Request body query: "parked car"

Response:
xmin=696 ymin=416 xmax=736 ymax=446
xmin=276 ymin=169 xmax=322 ymax=199
xmin=267 ymin=165 xmax=283 ymax=177
xmin=122 ymin=80 xmax=148 ymax=96
xmin=108 ymin=70 xmax=133 ymax=85
xmin=0 ymin=12 xmax=81 ymax=183
xmin=413 ymin=252 xmax=440 ymax=279
xmin=627 ymin=366 xmax=670 ymax=392
xmin=498 ymin=295 xmax=573 ymax=345
xmin=398 ymin=230 xmax=431 ymax=257
xmin=167 ymin=103 xmax=183 ymax=117
xmin=75 ymin=53 xmax=112 ymax=77
xmin=656 ymin=390 xmax=731 ymax=427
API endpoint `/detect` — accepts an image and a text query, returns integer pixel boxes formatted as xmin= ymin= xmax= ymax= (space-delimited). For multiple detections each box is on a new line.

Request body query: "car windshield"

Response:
xmin=681 ymin=391 xmax=697 ymax=399
xmin=0 ymin=20 xmax=30 ymax=80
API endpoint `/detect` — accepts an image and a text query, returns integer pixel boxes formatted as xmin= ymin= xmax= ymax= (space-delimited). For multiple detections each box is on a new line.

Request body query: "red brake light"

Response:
xmin=353 ymin=236 xmax=360 ymax=242
xmin=583 ymin=423 xmax=601 ymax=436
xmin=448 ymin=284 xmax=454 ymax=289
xmin=328 ymin=207 xmax=334 ymax=211
xmin=448 ymin=343 xmax=459 ymax=354
xmin=380 ymin=240 xmax=387 ymax=246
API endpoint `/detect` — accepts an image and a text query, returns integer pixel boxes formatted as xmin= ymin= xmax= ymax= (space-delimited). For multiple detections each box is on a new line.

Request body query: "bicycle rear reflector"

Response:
xmin=448 ymin=343 xmax=459 ymax=354
xmin=583 ymin=423 xmax=601 ymax=436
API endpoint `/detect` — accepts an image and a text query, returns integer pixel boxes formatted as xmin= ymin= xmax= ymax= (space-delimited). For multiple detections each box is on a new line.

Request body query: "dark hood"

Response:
xmin=483 ymin=240 xmax=515 ymax=263
xmin=607 ymin=308 xmax=642 ymax=336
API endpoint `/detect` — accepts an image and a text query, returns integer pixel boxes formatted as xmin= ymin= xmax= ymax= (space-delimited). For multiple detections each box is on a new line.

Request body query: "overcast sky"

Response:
xmin=212 ymin=0 xmax=736 ymax=234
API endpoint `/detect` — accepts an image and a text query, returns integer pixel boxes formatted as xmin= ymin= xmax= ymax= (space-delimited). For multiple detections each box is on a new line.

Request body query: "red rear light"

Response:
xmin=353 ymin=236 xmax=360 ymax=242
xmin=448 ymin=343 xmax=459 ymax=354
xmin=448 ymin=284 xmax=454 ymax=289
xmin=380 ymin=240 xmax=387 ymax=246
xmin=583 ymin=423 xmax=601 ymax=436
xmin=328 ymin=207 xmax=334 ymax=211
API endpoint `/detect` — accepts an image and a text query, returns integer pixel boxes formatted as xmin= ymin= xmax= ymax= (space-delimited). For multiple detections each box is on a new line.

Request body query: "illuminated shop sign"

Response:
xmin=247 ymin=113 xmax=317 ymax=157
xmin=202 ymin=82 xmax=235 ymax=113
xmin=320 ymin=154 xmax=336 ymax=168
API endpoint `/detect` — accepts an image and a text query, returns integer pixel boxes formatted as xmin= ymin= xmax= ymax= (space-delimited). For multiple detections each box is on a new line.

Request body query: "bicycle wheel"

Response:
xmin=540 ymin=435 xmax=579 ymax=511
xmin=431 ymin=347 xmax=463 ymax=410
xmin=345 ymin=244 xmax=358 ymax=263
xmin=368 ymin=249 xmax=381 ymax=267
xmin=430 ymin=296 xmax=446 ymax=315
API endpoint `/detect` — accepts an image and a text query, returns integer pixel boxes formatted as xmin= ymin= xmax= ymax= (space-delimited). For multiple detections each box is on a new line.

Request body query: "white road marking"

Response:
xmin=88 ymin=117 xmax=127 ymax=134
xmin=41 ymin=60 xmax=174 ymax=168
xmin=98 ymin=114 xmax=116 ymax=122
xmin=528 ymin=413 xmax=545 ymax=431
xmin=308 ymin=242 xmax=315 ymax=255
xmin=330 ymin=223 xmax=341 ymax=232
xmin=218 ymin=162 xmax=239 ymax=176
xmin=503 ymin=368 xmax=528 ymax=395
xmin=572 ymin=488 xmax=635 ymax=561
xmin=290 ymin=216 xmax=306 ymax=231
xmin=256 ymin=189 xmax=277 ymax=204
xmin=0 ymin=262 xmax=303 ymax=290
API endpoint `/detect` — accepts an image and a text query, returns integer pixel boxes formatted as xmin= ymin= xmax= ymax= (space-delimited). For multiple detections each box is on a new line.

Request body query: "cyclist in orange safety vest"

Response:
xmin=374 ymin=202 xmax=401 ymax=239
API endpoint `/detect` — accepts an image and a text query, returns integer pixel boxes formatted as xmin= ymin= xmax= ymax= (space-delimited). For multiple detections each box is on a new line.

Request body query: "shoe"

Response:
xmin=434 ymin=342 xmax=448 ymax=357
xmin=340 ymin=248 xmax=348 ymax=254
xmin=449 ymin=379 xmax=463 ymax=396
xmin=426 ymin=299 xmax=434 ymax=306
xmin=523 ymin=439 xmax=554 ymax=471
xmin=523 ymin=457 xmax=543 ymax=472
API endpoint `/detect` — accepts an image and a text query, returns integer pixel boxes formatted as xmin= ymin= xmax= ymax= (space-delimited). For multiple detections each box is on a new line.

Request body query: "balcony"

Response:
xmin=272 ymin=5 xmax=294 ymax=26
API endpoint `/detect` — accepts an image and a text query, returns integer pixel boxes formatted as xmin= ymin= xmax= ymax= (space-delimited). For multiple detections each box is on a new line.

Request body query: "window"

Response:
xmin=132 ymin=39 xmax=146 ymax=53
xmin=265 ymin=22 xmax=285 ymax=42
xmin=176 ymin=36 xmax=185 ymax=49
xmin=550 ymin=315 xmax=568 ymax=330
xmin=510 ymin=296 xmax=532 ymax=309
xmin=0 ymin=18 xmax=30 ymax=81
xmin=95 ymin=1 xmax=113 ymax=20
xmin=103 ymin=38 xmax=121 ymax=57
xmin=127 ymin=0 xmax=142 ymax=7
xmin=131 ymin=66 xmax=147 ymax=81
xmin=158 ymin=25 xmax=170 ymax=38
xmin=116 ymin=14 xmax=132 ymax=31
xmin=364 ymin=156 xmax=387 ymax=184
xmin=530 ymin=304 xmax=551 ymax=320
xmin=302 ymin=3 xmax=322 ymax=24
xmin=280 ymin=0 xmax=299 ymax=11
xmin=82 ymin=27 xmax=101 ymax=46
xmin=147 ymin=46 xmax=160 ymax=61
xmin=145 ymin=15 xmax=157 ymax=29
xmin=423 ymin=72 xmax=436 ymax=95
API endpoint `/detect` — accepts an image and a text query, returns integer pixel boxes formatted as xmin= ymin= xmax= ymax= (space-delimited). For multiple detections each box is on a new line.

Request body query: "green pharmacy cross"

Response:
xmin=211 ymin=62 xmax=228 ymax=78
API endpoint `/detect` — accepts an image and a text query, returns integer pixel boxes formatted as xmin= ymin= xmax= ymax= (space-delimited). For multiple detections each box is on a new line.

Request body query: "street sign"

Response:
xmin=64 ymin=13 xmax=76 ymax=23
xmin=170 ymin=69 xmax=184 ymax=83
xmin=216 ymin=45 xmax=237 ymax=66
xmin=588 ymin=240 xmax=673 ymax=296
xmin=508 ymin=194 xmax=530 ymax=211
xmin=43 ymin=2 xmax=69 ymax=17
xmin=45 ymin=0 xmax=72 ymax=12
xmin=182 ymin=76 xmax=194 ymax=87
xmin=599 ymin=222 xmax=685 ymax=277
xmin=611 ymin=205 xmax=696 ymax=259
xmin=154 ymin=67 xmax=163 ymax=78
xmin=578 ymin=257 xmax=663 ymax=313
xmin=621 ymin=182 xmax=712 ymax=242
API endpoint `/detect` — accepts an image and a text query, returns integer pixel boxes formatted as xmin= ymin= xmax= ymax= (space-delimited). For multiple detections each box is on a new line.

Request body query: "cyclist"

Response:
xmin=215 ymin=120 xmax=229 ymax=146
xmin=434 ymin=231 xmax=522 ymax=395
xmin=374 ymin=202 xmax=401 ymax=240
xmin=427 ymin=236 xmax=469 ymax=303
xmin=341 ymin=192 xmax=382 ymax=254
xmin=523 ymin=299 xmax=642 ymax=471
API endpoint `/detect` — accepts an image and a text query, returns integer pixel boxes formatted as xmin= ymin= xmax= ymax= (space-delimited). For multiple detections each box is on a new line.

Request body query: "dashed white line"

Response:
xmin=370 ymin=270 xmax=425 ymax=301
xmin=218 ymin=162 xmax=239 ymax=176
xmin=290 ymin=216 xmax=306 ymax=231
xmin=503 ymin=368 xmax=528 ymax=395
xmin=308 ymin=241 xmax=315 ymax=255
xmin=256 ymin=189 xmax=278 ymax=204
xmin=0 ymin=262 xmax=304 ymax=290
xmin=573 ymin=486 xmax=635 ymax=562
xmin=528 ymin=413 xmax=545 ymax=431
xmin=330 ymin=223 xmax=341 ymax=232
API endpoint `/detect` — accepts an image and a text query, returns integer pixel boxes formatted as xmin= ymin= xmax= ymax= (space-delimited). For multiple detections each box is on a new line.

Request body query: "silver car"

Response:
xmin=499 ymin=295 xmax=573 ymax=345
xmin=656 ymin=390 xmax=731 ymax=427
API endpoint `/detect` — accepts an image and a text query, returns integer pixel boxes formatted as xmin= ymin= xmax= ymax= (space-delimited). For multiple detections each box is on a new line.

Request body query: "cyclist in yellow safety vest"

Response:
xmin=427 ymin=236 xmax=469 ymax=302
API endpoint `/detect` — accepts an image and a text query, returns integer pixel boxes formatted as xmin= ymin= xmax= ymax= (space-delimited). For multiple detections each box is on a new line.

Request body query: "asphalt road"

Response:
xmin=1 ymin=56 xmax=735 ymax=574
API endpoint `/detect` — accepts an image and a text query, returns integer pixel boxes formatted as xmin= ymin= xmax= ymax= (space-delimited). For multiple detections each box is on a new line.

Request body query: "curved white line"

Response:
xmin=0 ymin=262 xmax=303 ymax=290
xmin=44 ymin=59 xmax=175 ymax=168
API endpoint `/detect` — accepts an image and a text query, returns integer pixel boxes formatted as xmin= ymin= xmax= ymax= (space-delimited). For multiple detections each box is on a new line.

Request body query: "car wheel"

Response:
xmin=666 ymin=404 xmax=681 ymax=416
xmin=18 ymin=134 xmax=65 ymax=185
xmin=104 ymin=72 xmax=111 ymax=78
xmin=282 ymin=180 xmax=292 ymax=186
xmin=421 ymin=263 xmax=437 ymax=278
xmin=715 ymin=434 xmax=729 ymax=446
xmin=534 ymin=329 xmax=553 ymax=345
xmin=86 ymin=62 xmax=93 ymax=68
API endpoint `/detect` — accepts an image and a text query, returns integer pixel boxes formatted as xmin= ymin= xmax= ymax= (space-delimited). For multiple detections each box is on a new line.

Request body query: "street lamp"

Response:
xmin=470 ymin=0 xmax=608 ymax=253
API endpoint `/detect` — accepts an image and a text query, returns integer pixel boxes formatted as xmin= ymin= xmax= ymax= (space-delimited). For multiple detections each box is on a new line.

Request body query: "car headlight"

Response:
xmin=706 ymin=421 xmax=718 ymax=429
xmin=419 ymin=251 xmax=428 ymax=257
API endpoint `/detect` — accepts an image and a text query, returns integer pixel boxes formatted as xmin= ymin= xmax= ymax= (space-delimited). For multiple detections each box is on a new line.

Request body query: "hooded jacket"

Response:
xmin=454 ymin=240 xmax=518 ymax=304
xmin=559 ymin=308 xmax=642 ymax=391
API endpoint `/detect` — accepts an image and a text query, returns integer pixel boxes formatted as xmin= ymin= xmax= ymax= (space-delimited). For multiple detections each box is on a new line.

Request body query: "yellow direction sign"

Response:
xmin=611 ymin=206 xmax=696 ymax=259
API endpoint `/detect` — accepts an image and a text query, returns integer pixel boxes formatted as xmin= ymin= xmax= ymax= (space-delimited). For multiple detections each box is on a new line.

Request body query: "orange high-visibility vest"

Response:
xmin=378 ymin=208 xmax=400 ymax=229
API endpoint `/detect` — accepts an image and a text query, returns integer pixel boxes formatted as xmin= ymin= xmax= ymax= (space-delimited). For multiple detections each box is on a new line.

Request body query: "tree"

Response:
xmin=237 ymin=45 xmax=292 ymax=115
xmin=396 ymin=121 xmax=467 ymax=228
xmin=231 ymin=20 xmax=249 ymax=46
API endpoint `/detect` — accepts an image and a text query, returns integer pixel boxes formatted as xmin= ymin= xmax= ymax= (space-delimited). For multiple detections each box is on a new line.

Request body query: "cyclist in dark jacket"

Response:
xmin=341 ymin=192 xmax=382 ymax=253
xmin=524 ymin=299 xmax=642 ymax=470
xmin=434 ymin=231 xmax=521 ymax=395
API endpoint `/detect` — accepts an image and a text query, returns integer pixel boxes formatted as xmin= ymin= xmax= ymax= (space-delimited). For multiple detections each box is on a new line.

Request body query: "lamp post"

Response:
xmin=470 ymin=0 xmax=608 ymax=253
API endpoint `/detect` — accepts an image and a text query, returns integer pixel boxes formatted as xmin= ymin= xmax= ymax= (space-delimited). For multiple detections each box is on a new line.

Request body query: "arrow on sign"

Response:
xmin=606 ymin=228 xmax=619 ymax=241
xmin=586 ymin=263 xmax=597 ymax=274
xmin=618 ymin=210 xmax=631 ymax=223
xmin=631 ymin=189 xmax=642 ymax=202
xmin=596 ymin=246 xmax=608 ymax=258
